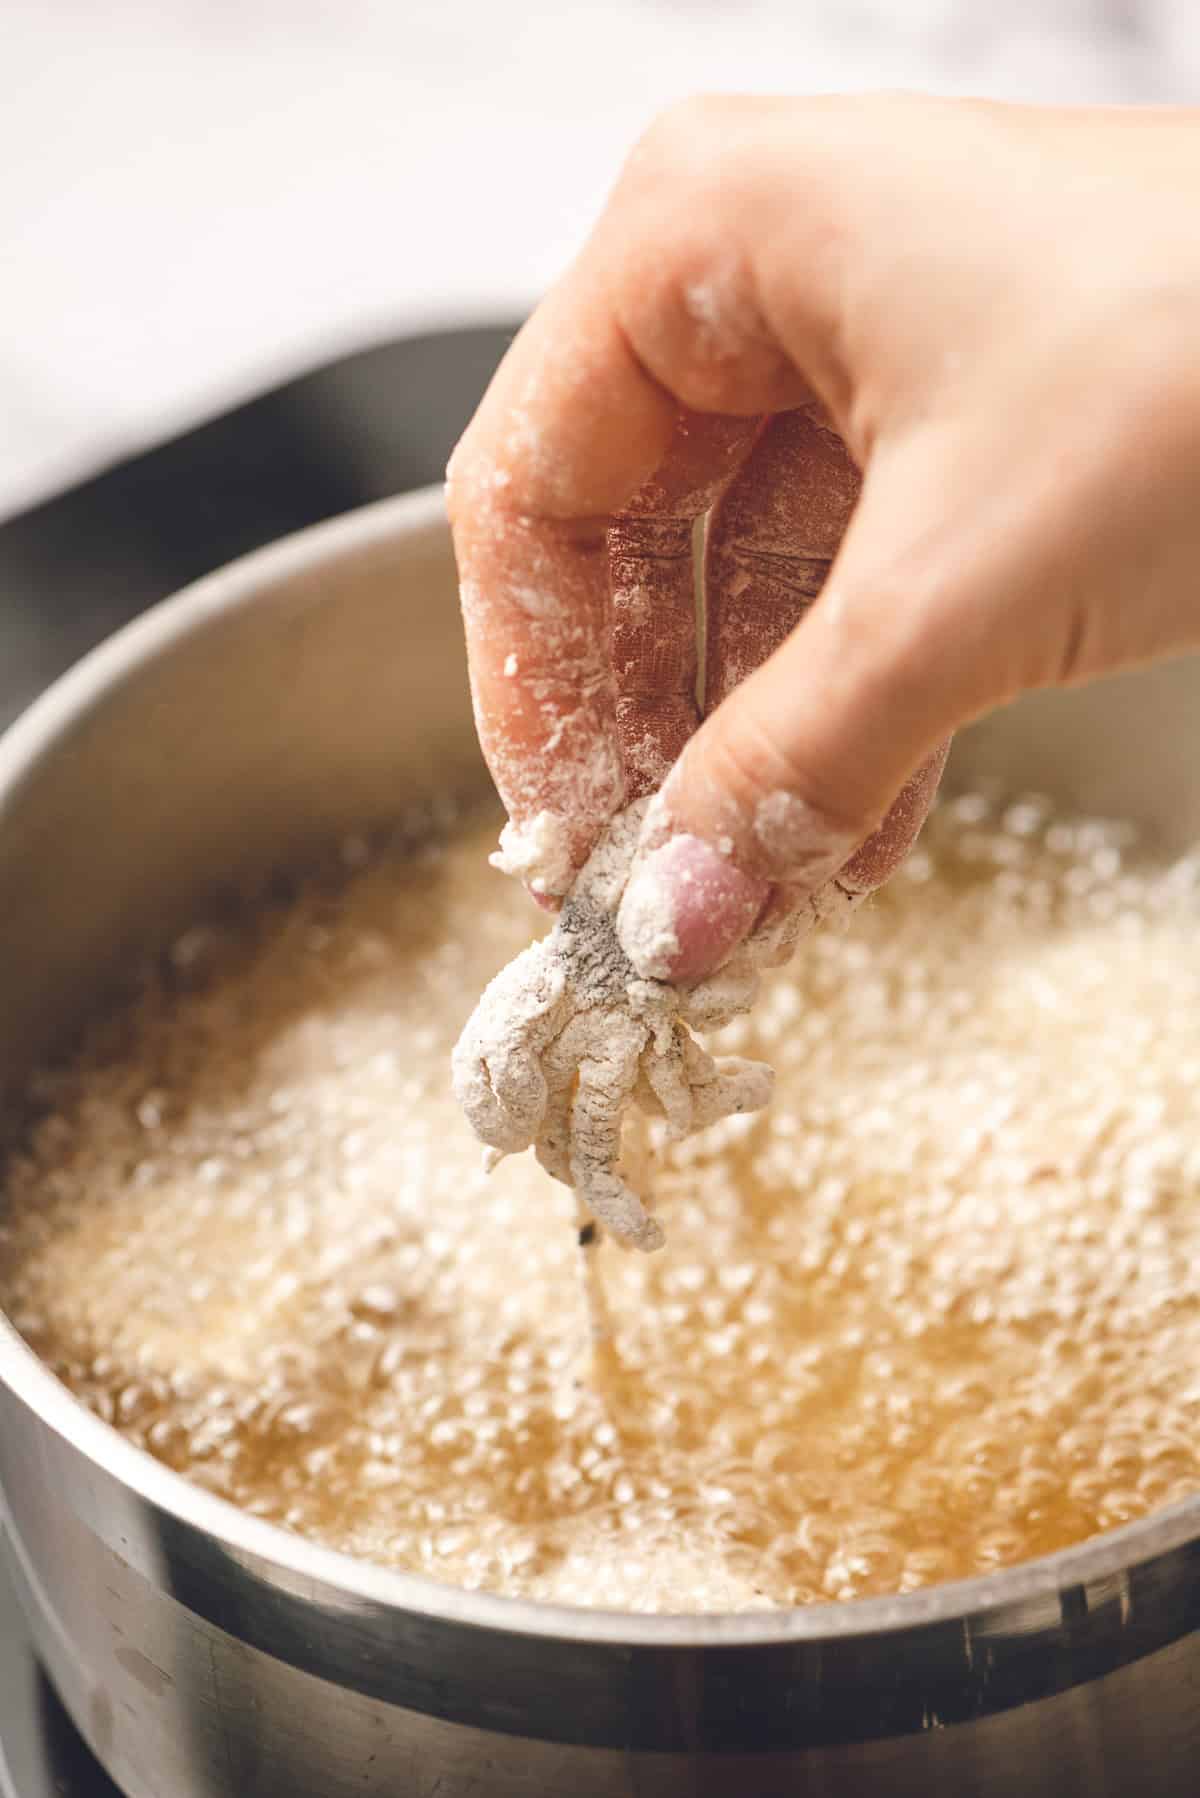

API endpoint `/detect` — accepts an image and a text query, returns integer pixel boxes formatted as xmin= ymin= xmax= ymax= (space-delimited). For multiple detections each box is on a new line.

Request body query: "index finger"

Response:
xmin=446 ymin=278 xmax=679 ymax=895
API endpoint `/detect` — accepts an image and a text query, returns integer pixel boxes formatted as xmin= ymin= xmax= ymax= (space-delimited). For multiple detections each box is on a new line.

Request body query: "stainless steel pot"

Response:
xmin=2 ymin=487 xmax=1200 ymax=1798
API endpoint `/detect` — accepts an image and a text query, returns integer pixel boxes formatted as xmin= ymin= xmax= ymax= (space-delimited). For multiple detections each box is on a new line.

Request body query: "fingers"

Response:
xmin=610 ymin=412 xmax=761 ymax=797
xmin=452 ymin=93 xmax=1200 ymax=981
xmin=447 ymin=283 xmax=682 ymax=894
xmin=617 ymin=435 xmax=976 ymax=981
xmin=615 ymin=407 xmax=872 ymax=982
xmin=729 ymin=740 xmax=949 ymax=960
xmin=704 ymin=407 xmax=861 ymax=710
xmin=448 ymin=98 xmax=835 ymax=893
xmin=835 ymin=741 xmax=950 ymax=897
xmin=753 ymin=739 xmax=951 ymax=939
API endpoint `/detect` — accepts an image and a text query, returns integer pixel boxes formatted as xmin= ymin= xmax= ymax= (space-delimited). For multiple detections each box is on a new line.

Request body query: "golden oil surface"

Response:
xmin=3 ymin=793 xmax=1199 ymax=1611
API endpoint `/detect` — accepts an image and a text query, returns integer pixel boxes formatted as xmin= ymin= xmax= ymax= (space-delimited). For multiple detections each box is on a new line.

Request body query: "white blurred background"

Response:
xmin=2 ymin=0 xmax=1199 ymax=518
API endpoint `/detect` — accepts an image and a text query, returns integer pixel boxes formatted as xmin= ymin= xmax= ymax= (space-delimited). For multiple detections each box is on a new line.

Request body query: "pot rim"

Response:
xmin=2 ymin=482 xmax=1198 ymax=1656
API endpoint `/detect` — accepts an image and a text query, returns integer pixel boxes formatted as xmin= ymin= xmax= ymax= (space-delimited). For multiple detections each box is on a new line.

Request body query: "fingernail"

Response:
xmin=617 ymin=835 xmax=770 ymax=982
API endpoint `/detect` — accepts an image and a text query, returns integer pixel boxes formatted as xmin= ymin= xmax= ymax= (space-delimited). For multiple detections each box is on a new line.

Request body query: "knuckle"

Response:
xmin=444 ymin=437 xmax=489 ymax=524
xmin=620 ymin=95 xmax=765 ymax=235
xmin=632 ymin=95 xmax=732 ymax=184
xmin=445 ymin=441 xmax=524 ymax=540
xmin=609 ymin=99 xmax=804 ymax=416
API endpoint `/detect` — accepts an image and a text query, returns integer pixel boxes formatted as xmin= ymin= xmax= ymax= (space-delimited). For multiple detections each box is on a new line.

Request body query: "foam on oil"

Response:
xmin=2 ymin=791 xmax=1199 ymax=1611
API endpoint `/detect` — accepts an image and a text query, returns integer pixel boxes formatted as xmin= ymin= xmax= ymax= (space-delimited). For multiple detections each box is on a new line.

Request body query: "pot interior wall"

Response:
xmin=2 ymin=495 xmax=1198 ymax=1109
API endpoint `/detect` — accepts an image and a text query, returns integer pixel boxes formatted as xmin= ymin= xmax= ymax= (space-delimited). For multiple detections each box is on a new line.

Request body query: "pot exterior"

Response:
xmin=4 ymin=1380 xmax=1200 ymax=1798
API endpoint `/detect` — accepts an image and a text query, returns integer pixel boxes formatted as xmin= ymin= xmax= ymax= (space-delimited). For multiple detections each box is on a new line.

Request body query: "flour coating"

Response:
xmin=488 ymin=811 xmax=575 ymax=898
xmin=453 ymin=800 xmax=774 ymax=1249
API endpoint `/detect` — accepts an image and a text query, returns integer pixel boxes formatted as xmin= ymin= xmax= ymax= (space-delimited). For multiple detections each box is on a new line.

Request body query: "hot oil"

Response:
xmin=2 ymin=793 xmax=1200 ymax=1612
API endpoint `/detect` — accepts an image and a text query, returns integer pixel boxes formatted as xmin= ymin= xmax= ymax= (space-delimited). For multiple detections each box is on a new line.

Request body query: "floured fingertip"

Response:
xmin=489 ymin=811 xmax=576 ymax=898
xmin=617 ymin=834 xmax=770 ymax=983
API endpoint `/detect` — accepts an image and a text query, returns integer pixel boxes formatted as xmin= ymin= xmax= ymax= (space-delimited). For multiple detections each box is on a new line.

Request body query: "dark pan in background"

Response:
xmin=0 ymin=323 xmax=518 ymax=732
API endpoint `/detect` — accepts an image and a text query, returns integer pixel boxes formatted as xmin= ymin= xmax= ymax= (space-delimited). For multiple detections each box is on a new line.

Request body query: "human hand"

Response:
xmin=447 ymin=95 xmax=1200 ymax=981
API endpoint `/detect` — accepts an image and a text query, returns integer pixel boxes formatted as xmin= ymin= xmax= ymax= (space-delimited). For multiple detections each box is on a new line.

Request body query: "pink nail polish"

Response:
xmin=617 ymin=835 xmax=770 ymax=983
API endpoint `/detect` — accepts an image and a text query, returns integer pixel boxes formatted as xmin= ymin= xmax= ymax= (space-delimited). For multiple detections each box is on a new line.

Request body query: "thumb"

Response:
xmin=616 ymin=438 xmax=1008 ymax=982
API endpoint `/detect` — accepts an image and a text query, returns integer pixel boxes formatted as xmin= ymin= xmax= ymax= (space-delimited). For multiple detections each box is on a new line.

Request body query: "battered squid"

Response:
xmin=451 ymin=800 xmax=777 ymax=1251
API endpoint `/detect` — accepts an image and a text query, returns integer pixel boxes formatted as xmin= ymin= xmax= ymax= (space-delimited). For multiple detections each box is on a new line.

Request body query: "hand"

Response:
xmin=447 ymin=95 xmax=1200 ymax=980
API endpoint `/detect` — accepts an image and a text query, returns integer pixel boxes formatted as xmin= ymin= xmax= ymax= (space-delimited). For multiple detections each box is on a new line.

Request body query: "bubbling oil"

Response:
xmin=3 ymin=792 xmax=1200 ymax=1612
